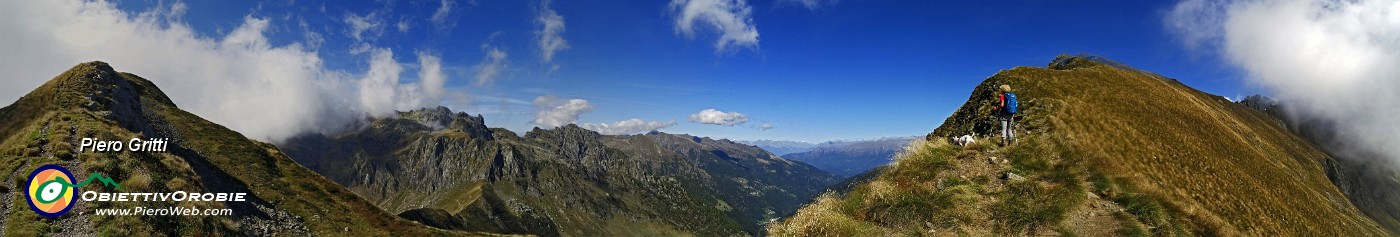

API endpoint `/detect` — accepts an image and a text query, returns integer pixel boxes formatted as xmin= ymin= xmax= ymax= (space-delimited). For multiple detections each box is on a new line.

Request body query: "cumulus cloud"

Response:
xmin=1166 ymin=0 xmax=1400 ymax=166
xmin=669 ymin=0 xmax=760 ymax=53
xmin=759 ymin=122 xmax=773 ymax=130
xmin=689 ymin=109 xmax=749 ymax=126
xmin=357 ymin=48 xmax=408 ymax=116
xmin=582 ymin=119 xmax=677 ymax=135
xmin=535 ymin=0 xmax=569 ymax=67
xmin=0 ymin=0 xmax=447 ymax=142
xmin=532 ymin=96 xmax=593 ymax=128
xmin=473 ymin=42 xmax=509 ymax=86
xmin=417 ymin=52 xmax=448 ymax=105
xmin=431 ymin=0 xmax=455 ymax=29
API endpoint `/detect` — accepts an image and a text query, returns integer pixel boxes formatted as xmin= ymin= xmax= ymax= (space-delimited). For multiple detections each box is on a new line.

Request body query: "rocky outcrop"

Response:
xmin=281 ymin=108 xmax=841 ymax=236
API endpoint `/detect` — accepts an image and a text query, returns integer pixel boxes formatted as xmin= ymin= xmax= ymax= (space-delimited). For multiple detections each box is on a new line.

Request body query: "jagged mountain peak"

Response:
xmin=397 ymin=106 xmax=482 ymax=129
xmin=524 ymin=123 xmax=601 ymax=141
xmin=390 ymin=106 xmax=492 ymax=139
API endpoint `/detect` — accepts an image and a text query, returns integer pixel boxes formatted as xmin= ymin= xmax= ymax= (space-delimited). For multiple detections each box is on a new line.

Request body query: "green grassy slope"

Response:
xmin=770 ymin=54 xmax=1389 ymax=236
xmin=0 ymin=62 xmax=477 ymax=236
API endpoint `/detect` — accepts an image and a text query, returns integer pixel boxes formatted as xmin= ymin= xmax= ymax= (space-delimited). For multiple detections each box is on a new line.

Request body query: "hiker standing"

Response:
xmin=994 ymin=85 xmax=1018 ymax=145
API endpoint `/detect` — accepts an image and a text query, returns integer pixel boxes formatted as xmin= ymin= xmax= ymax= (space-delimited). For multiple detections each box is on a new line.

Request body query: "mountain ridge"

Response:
xmin=281 ymin=107 xmax=840 ymax=236
xmin=1234 ymin=94 xmax=1400 ymax=233
xmin=770 ymin=54 xmax=1389 ymax=235
xmin=0 ymin=62 xmax=473 ymax=235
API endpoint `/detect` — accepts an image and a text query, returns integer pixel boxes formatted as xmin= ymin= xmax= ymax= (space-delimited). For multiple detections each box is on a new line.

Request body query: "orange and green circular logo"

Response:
xmin=26 ymin=164 xmax=77 ymax=218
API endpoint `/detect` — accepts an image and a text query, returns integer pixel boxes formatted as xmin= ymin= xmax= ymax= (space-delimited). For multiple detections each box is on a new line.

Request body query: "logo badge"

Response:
xmin=26 ymin=164 xmax=77 ymax=218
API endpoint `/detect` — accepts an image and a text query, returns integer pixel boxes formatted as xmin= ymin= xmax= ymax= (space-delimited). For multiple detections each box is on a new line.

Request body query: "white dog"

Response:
xmin=953 ymin=134 xmax=976 ymax=146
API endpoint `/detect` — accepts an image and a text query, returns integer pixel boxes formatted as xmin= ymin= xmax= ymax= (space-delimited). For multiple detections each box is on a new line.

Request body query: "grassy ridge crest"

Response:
xmin=770 ymin=54 xmax=1389 ymax=236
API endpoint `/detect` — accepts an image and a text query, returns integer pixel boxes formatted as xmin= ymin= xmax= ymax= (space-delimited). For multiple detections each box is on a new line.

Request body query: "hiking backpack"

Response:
xmin=1004 ymin=92 xmax=1018 ymax=114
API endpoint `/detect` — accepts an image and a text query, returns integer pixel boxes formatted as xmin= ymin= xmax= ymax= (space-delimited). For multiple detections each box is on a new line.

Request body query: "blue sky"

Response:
xmin=32 ymin=0 xmax=1257 ymax=142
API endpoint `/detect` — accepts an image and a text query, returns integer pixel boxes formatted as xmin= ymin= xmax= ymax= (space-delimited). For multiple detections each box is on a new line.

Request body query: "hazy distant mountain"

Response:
xmin=280 ymin=107 xmax=840 ymax=236
xmin=780 ymin=137 xmax=917 ymax=177
xmin=736 ymin=140 xmax=818 ymax=156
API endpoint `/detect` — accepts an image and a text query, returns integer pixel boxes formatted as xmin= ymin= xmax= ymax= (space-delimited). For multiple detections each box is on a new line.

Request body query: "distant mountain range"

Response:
xmin=279 ymin=107 xmax=840 ymax=236
xmin=777 ymin=137 xmax=916 ymax=177
xmin=736 ymin=140 xmax=818 ymax=156
xmin=740 ymin=137 xmax=917 ymax=155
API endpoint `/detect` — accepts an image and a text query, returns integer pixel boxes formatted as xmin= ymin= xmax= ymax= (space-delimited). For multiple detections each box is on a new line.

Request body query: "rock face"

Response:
xmin=1243 ymin=98 xmax=1400 ymax=233
xmin=0 ymin=62 xmax=455 ymax=236
xmin=280 ymin=110 xmax=840 ymax=236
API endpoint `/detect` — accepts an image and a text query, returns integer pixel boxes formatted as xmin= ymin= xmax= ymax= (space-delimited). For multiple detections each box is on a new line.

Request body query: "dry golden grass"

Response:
xmin=958 ymin=55 xmax=1385 ymax=235
xmin=768 ymin=192 xmax=887 ymax=236
xmin=769 ymin=137 xmax=1078 ymax=236
xmin=779 ymin=55 xmax=1389 ymax=236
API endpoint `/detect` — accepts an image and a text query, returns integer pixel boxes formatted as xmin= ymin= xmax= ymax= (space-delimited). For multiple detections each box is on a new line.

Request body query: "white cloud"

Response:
xmin=669 ymin=0 xmax=760 ymax=53
xmin=473 ymin=43 xmax=509 ymax=86
xmin=535 ymin=0 xmax=569 ymax=67
xmin=1165 ymin=0 xmax=1400 ymax=166
xmin=582 ymin=119 xmax=677 ymax=135
xmin=432 ymin=0 xmax=455 ymax=29
xmin=0 ymin=0 xmax=447 ymax=142
xmin=358 ymin=48 xmax=406 ymax=116
xmin=298 ymin=18 xmax=325 ymax=50
xmin=759 ymin=122 xmax=773 ymax=130
xmin=396 ymin=19 xmax=411 ymax=33
xmin=344 ymin=11 xmax=383 ymax=43
xmin=532 ymin=96 xmax=593 ymax=128
xmin=781 ymin=0 xmax=835 ymax=10
xmin=689 ymin=108 xmax=749 ymax=126
xmin=1164 ymin=0 xmax=1229 ymax=52
xmin=417 ymin=51 xmax=448 ymax=105
xmin=344 ymin=11 xmax=385 ymax=54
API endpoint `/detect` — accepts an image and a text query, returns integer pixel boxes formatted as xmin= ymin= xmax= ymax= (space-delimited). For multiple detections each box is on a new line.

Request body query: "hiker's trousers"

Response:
xmin=1000 ymin=114 xmax=1015 ymax=142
